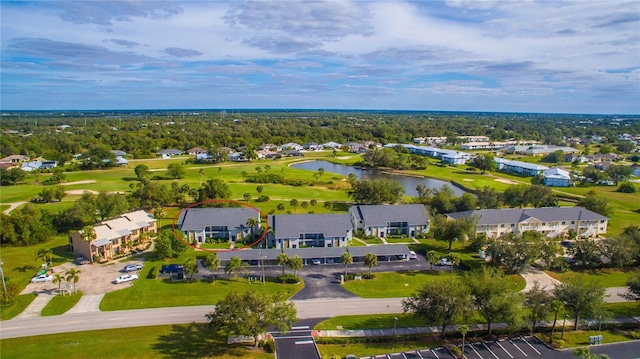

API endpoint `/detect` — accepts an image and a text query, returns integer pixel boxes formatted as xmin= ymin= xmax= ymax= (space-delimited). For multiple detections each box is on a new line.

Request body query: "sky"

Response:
xmin=1 ymin=1 xmax=639 ymax=114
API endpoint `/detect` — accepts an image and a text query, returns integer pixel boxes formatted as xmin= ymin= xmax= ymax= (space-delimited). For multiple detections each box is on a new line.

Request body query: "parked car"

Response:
xmin=74 ymin=256 xmax=87 ymax=265
xmin=437 ymin=258 xmax=453 ymax=266
xmin=326 ymin=258 xmax=335 ymax=264
xmin=114 ymin=273 xmax=139 ymax=284
xmin=123 ymin=263 xmax=143 ymax=272
xmin=311 ymin=258 xmax=322 ymax=265
xmin=160 ymin=264 xmax=184 ymax=273
xmin=408 ymin=250 xmax=418 ymax=259
xmin=31 ymin=274 xmax=52 ymax=283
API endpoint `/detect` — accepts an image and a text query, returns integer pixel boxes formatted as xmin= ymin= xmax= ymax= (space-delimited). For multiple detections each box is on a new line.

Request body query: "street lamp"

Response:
xmin=0 ymin=259 xmax=7 ymax=301
xmin=260 ymin=249 xmax=265 ymax=284
xmin=392 ymin=316 xmax=398 ymax=350
xmin=561 ymin=314 xmax=569 ymax=340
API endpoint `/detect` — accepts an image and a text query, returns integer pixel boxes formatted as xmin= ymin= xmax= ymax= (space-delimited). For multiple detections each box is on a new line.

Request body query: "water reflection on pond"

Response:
xmin=289 ymin=160 xmax=465 ymax=197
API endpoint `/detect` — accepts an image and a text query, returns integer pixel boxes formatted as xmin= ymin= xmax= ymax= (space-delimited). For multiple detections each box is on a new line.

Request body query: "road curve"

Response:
xmin=0 ymin=298 xmax=403 ymax=339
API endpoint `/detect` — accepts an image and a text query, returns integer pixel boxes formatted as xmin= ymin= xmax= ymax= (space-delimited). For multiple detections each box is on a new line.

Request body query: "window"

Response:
xmin=501 ymin=224 xmax=505 ymax=228
xmin=600 ymin=220 xmax=605 ymax=223
xmin=511 ymin=224 xmax=515 ymax=227
xmin=562 ymin=221 xmax=566 ymax=225
xmin=571 ymin=221 xmax=575 ymax=224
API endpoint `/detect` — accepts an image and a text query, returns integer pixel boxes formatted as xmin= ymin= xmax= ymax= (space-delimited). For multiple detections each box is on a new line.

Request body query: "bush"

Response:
xmin=618 ymin=182 xmax=637 ymax=193
xmin=631 ymin=330 xmax=640 ymax=339
xmin=256 ymin=195 xmax=270 ymax=202
xmin=259 ymin=338 xmax=275 ymax=353
xmin=362 ymin=273 xmax=375 ymax=280
xmin=278 ymin=274 xmax=300 ymax=284
xmin=148 ymin=266 xmax=159 ymax=279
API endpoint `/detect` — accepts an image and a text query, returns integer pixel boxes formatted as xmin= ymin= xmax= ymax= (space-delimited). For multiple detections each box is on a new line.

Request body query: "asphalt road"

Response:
xmin=0 ymin=298 xmax=404 ymax=339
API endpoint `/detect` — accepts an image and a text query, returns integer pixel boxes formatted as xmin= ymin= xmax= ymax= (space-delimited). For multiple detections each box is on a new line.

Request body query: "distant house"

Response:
xmin=158 ymin=149 xmax=183 ymax=158
xmin=594 ymin=161 xmax=612 ymax=171
xmin=69 ymin=210 xmax=157 ymax=263
xmin=187 ymin=147 xmax=207 ymax=155
xmin=110 ymin=150 xmax=128 ymax=166
xmin=446 ymin=207 xmax=608 ymax=239
xmin=322 ymin=141 xmax=342 ymax=149
xmin=439 ymin=149 xmax=473 ymax=165
xmin=281 ymin=142 xmax=304 ymax=151
xmin=504 ymin=145 xmax=579 ymax=156
xmin=177 ymin=207 xmax=259 ymax=243
xmin=259 ymin=144 xmax=281 ymax=152
xmin=20 ymin=160 xmax=57 ymax=171
xmin=349 ymin=204 xmax=430 ymax=238
xmin=346 ymin=142 xmax=367 ymax=153
xmin=631 ymin=164 xmax=640 ymax=177
xmin=494 ymin=158 xmax=549 ymax=177
xmin=0 ymin=154 xmax=29 ymax=163
xmin=267 ymin=214 xmax=353 ymax=249
xmin=279 ymin=150 xmax=304 ymax=157
xmin=302 ymin=142 xmax=323 ymax=151
xmin=543 ymin=168 xmax=572 ymax=187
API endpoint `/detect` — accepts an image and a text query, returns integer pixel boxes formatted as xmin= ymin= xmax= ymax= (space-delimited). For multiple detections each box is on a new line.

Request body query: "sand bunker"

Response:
xmin=61 ymin=180 xmax=97 ymax=186
xmin=494 ymin=178 xmax=518 ymax=185
xmin=462 ymin=178 xmax=474 ymax=182
xmin=66 ymin=189 xmax=99 ymax=195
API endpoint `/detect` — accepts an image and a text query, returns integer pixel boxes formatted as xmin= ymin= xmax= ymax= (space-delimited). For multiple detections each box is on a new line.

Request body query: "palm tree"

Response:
xmin=447 ymin=253 xmax=460 ymax=274
xmin=246 ymin=217 xmax=258 ymax=242
xmin=363 ymin=252 xmax=378 ymax=276
xmin=203 ymin=253 xmax=220 ymax=282
xmin=224 ymin=256 xmax=247 ymax=281
xmin=65 ymin=268 xmax=81 ymax=294
xmin=459 ymin=325 xmax=469 ymax=359
xmin=426 ymin=250 xmax=441 ymax=271
xmin=52 ymin=273 xmax=65 ymax=296
xmin=81 ymin=225 xmax=96 ymax=242
xmin=310 ymin=199 xmax=317 ymax=209
xmin=289 ymin=199 xmax=298 ymax=213
xmin=276 ymin=253 xmax=290 ymax=276
xmin=323 ymin=201 xmax=332 ymax=211
xmin=341 ymin=252 xmax=353 ymax=279
xmin=288 ymin=255 xmax=303 ymax=278
xmin=277 ymin=203 xmax=286 ymax=213
xmin=35 ymin=248 xmax=53 ymax=268
xmin=549 ymin=299 xmax=564 ymax=345
xmin=300 ymin=201 xmax=309 ymax=213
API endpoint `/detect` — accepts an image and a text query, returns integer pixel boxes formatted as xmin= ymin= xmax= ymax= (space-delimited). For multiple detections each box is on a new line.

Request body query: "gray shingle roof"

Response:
xmin=348 ymin=245 xmax=410 ymax=257
xmin=269 ymin=214 xmax=352 ymax=239
xmin=351 ymin=204 xmax=429 ymax=226
xmin=446 ymin=207 xmax=608 ymax=225
xmin=177 ymin=208 xmax=260 ymax=231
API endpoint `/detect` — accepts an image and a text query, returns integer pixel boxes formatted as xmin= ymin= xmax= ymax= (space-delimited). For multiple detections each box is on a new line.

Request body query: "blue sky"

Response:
xmin=1 ymin=0 xmax=639 ymax=114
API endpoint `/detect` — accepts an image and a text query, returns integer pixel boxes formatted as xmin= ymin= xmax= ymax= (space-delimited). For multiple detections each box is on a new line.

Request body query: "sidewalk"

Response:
xmin=316 ymin=316 xmax=640 ymax=339
xmin=14 ymin=290 xmax=57 ymax=318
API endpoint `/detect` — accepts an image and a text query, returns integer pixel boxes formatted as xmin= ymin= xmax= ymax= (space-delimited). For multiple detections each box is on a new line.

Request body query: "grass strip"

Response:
xmin=41 ymin=291 xmax=83 ymax=316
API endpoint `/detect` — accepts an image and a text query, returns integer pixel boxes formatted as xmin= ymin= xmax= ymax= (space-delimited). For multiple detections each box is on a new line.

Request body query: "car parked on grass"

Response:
xmin=31 ymin=274 xmax=52 ymax=283
xmin=114 ymin=273 xmax=139 ymax=284
xmin=160 ymin=264 xmax=184 ymax=273
xmin=123 ymin=263 xmax=143 ymax=272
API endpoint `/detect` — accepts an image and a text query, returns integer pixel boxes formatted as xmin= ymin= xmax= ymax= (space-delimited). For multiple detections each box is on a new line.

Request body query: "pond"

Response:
xmin=289 ymin=160 xmax=466 ymax=197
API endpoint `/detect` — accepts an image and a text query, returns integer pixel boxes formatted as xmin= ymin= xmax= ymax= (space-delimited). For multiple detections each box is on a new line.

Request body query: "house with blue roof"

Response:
xmin=494 ymin=158 xmax=549 ymax=177
xmin=446 ymin=206 xmax=608 ymax=239
xmin=349 ymin=204 xmax=430 ymax=238
xmin=267 ymin=214 xmax=353 ymax=249
xmin=177 ymin=207 xmax=260 ymax=243
xmin=543 ymin=168 xmax=572 ymax=187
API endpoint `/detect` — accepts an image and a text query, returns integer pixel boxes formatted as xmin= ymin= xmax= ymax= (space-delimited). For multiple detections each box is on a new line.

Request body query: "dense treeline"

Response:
xmin=1 ymin=111 xmax=638 ymax=159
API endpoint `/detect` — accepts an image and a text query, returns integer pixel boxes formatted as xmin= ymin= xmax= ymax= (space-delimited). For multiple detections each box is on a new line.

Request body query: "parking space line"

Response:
xmin=482 ymin=342 xmax=499 ymax=359
xmin=431 ymin=348 xmax=440 ymax=358
xmin=521 ymin=337 xmax=541 ymax=355
xmin=496 ymin=341 xmax=514 ymax=358
xmin=508 ymin=338 xmax=527 ymax=356
xmin=294 ymin=340 xmax=314 ymax=344
xmin=469 ymin=344 xmax=483 ymax=359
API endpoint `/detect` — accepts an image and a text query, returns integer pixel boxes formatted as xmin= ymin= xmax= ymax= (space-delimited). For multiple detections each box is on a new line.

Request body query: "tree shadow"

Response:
xmin=51 ymin=244 xmax=74 ymax=262
xmin=13 ymin=264 xmax=39 ymax=273
xmin=152 ymin=323 xmax=257 ymax=359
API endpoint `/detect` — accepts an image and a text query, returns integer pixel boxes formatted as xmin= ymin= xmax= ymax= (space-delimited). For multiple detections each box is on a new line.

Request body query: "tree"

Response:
xmin=153 ymin=229 xmax=187 ymax=260
xmin=402 ymin=278 xmax=471 ymax=338
xmin=65 ymin=268 xmax=81 ymax=294
xmin=243 ymin=192 xmax=251 ymax=202
xmin=225 ymin=256 xmax=248 ymax=281
xmin=616 ymin=141 xmax=636 ymax=154
xmin=486 ymin=234 xmax=536 ymax=274
xmin=95 ymin=191 xmax=129 ymax=221
xmin=549 ymin=299 xmax=564 ymax=345
xmin=621 ymin=273 xmax=640 ymax=302
xmin=0 ymin=167 xmax=27 ymax=185
xmin=203 ymin=253 xmax=220 ymax=282
xmin=277 ymin=203 xmax=286 ymax=213
xmin=134 ymin=164 xmax=150 ymax=180
xmin=349 ymin=178 xmax=404 ymax=204
xmin=525 ymin=185 xmax=558 ymax=208
xmin=577 ymin=190 xmax=612 ymax=217
xmin=573 ymin=347 xmax=610 ymax=359
xmin=323 ymin=201 xmax=332 ymax=211
xmin=554 ymin=277 xmax=606 ymax=330
xmin=426 ymin=250 xmax=441 ymax=271
xmin=471 ymin=154 xmax=496 ymax=174
xmin=166 ymin=163 xmax=186 ymax=179
xmin=183 ymin=258 xmax=198 ymax=280
xmin=600 ymin=236 xmax=637 ymax=268
xmin=568 ymin=238 xmax=602 ymax=268
xmin=52 ymin=273 xmax=65 ymax=296
xmin=289 ymin=199 xmax=298 ymax=213
xmin=341 ymin=252 xmax=353 ymax=278
xmin=429 ymin=185 xmax=457 ymax=214
xmin=606 ymin=164 xmax=633 ymax=185
xmin=206 ymin=291 xmax=297 ymax=348
xmin=454 ymin=193 xmax=477 ymax=212
xmin=617 ymin=182 xmax=636 ymax=193
xmin=197 ymin=178 xmax=231 ymax=202
xmin=363 ymin=252 xmax=378 ymax=276
xmin=523 ymin=282 xmax=554 ymax=333
xmin=581 ymin=167 xmax=606 ymax=184
xmin=288 ymin=255 xmax=303 ymax=277
xmin=310 ymin=199 xmax=317 ymax=209
xmin=536 ymin=238 xmax=564 ymax=270
xmin=256 ymin=185 xmax=264 ymax=194
xmin=465 ymin=267 xmax=523 ymax=335
xmin=300 ymin=201 xmax=309 ymax=213
xmin=276 ymin=253 xmax=290 ymax=276
xmin=35 ymin=247 xmax=53 ymax=268
xmin=502 ymin=184 xmax=529 ymax=208
xmin=459 ymin=325 xmax=469 ymax=359
xmin=433 ymin=215 xmax=476 ymax=252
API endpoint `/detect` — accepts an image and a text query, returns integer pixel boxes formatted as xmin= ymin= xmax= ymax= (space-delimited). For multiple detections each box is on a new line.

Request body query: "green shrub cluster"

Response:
xmin=259 ymin=338 xmax=275 ymax=353
xmin=147 ymin=266 xmax=159 ymax=279
xmin=278 ymin=274 xmax=300 ymax=284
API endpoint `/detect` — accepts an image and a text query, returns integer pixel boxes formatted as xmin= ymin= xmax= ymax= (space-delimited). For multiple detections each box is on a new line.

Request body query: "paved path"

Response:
xmin=64 ymin=294 xmax=104 ymax=314
xmin=2 ymin=201 xmax=26 ymax=214
xmin=521 ymin=265 xmax=561 ymax=291
xmin=14 ymin=291 xmax=57 ymax=318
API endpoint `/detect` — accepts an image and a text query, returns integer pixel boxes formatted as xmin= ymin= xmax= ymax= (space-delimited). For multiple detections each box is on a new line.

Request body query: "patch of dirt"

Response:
xmin=60 ymin=180 xmax=97 ymax=186
xmin=66 ymin=189 xmax=99 ymax=195
xmin=494 ymin=178 xmax=518 ymax=185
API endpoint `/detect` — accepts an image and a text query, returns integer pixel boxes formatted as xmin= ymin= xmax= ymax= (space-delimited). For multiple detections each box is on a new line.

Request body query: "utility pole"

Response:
xmin=261 ymin=248 xmax=265 ymax=284
xmin=0 ymin=259 xmax=7 ymax=301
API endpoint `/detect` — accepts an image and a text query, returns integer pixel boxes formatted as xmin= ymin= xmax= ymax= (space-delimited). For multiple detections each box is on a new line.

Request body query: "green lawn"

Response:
xmin=544 ymin=330 xmax=634 ymax=349
xmin=545 ymin=268 xmax=640 ymax=287
xmin=100 ymin=263 xmax=303 ymax=310
xmin=0 ymin=324 xmax=273 ymax=359
xmin=384 ymin=237 xmax=415 ymax=244
xmin=0 ymin=293 xmax=37 ymax=320
xmin=318 ymin=338 xmax=445 ymax=359
xmin=315 ymin=312 xmax=487 ymax=331
xmin=604 ymin=302 xmax=640 ymax=317
xmin=41 ymin=291 xmax=83 ymax=316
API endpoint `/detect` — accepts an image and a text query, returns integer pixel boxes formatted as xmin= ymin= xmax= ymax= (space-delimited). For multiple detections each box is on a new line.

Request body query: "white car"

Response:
xmin=114 ymin=273 xmax=139 ymax=284
xmin=408 ymin=250 xmax=418 ymax=260
xmin=438 ymin=258 xmax=453 ymax=266
xmin=31 ymin=274 xmax=52 ymax=283
xmin=311 ymin=259 xmax=322 ymax=265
